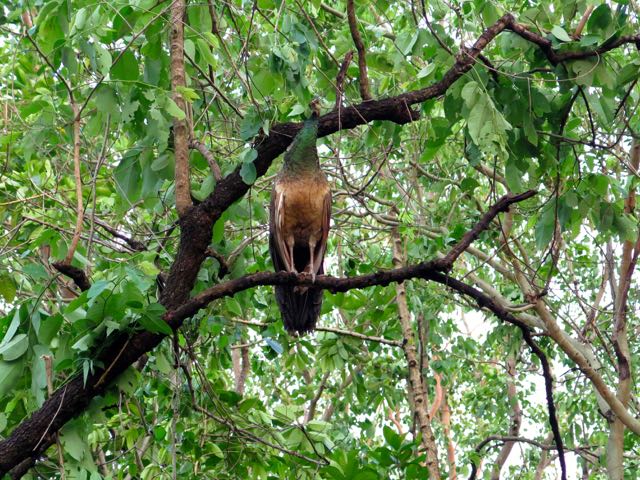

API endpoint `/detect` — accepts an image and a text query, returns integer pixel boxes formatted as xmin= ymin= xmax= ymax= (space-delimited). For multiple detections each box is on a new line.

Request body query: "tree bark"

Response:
xmin=490 ymin=354 xmax=522 ymax=480
xmin=392 ymin=229 xmax=441 ymax=479
xmin=606 ymin=140 xmax=640 ymax=479
xmin=170 ymin=0 xmax=192 ymax=216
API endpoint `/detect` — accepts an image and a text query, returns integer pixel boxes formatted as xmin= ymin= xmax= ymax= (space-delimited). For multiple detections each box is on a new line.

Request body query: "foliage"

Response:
xmin=0 ymin=0 xmax=639 ymax=478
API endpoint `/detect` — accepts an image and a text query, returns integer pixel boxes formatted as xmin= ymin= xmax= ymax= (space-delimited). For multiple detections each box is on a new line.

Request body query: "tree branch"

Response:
xmin=64 ymin=100 xmax=84 ymax=266
xmin=334 ymin=51 xmax=354 ymax=110
xmin=490 ymin=354 xmax=522 ymax=480
xmin=392 ymin=228 xmax=441 ymax=479
xmin=170 ymin=0 xmax=193 ymax=216
xmin=189 ymin=139 xmax=223 ymax=181
xmin=347 ymin=0 xmax=372 ymax=100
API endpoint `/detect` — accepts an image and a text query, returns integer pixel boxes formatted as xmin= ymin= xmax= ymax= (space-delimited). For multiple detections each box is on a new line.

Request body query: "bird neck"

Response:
xmin=284 ymin=116 xmax=319 ymax=174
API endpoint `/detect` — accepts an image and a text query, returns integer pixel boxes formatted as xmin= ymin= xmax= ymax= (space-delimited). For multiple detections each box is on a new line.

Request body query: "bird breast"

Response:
xmin=275 ymin=174 xmax=329 ymax=245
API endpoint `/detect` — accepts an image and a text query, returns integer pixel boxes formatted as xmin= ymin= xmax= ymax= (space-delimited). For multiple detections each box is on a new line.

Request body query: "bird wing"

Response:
xmin=270 ymin=182 xmax=292 ymax=272
xmin=312 ymin=187 xmax=331 ymax=275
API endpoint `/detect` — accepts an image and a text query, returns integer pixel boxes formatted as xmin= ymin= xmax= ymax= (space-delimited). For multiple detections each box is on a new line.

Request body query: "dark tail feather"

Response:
xmin=274 ymin=285 xmax=323 ymax=334
xmin=269 ymin=233 xmax=324 ymax=334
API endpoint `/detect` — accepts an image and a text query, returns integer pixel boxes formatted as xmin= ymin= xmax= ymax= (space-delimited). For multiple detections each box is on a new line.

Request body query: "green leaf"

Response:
xmin=138 ymin=314 xmax=172 ymax=335
xmin=111 ymin=50 xmax=139 ymax=82
xmin=87 ymin=279 xmax=110 ymax=300
xmin=535 ymin=207 xmax=556 ymax=251
xmin=164 ymin=97 xmax=186 ymax=120
xmin=570 ymin=59 xmax=597 ymax=86
xmin=240 ymin=161 xmax=257 ymax=185
xmin=617 ymin=62 xmax=640 ymax=86
xmin=72 ymin=334 xmax=93 ymax=352
xmin=264 ymin=337 xmax=283 ymax=354
xmin=0 ymin=274 xmax=16 ymax=303
xmin=353 ymin=471 xmax=379 ymax=480
xmin=212 ymin=215 xmax=225 ymax=244
xmin=95 ymin=85 xmax=119 ymax=116
xmin=38 ymin=314 xmax=63 ymax=345
xmin=196 ymin=38 xmax=217 ymax=67
xmin=176 ymin=86 xmax=200 ymax=102
xmin=153 ymin=426 xmax=166 ymax=441
xmin=94 ymin=43 xmax=113 ymax=76
xmin=1 ymin=311 xmax=20 ymax=347
xmin=588 ymin=4 xmax=613 ymax=34
xmin=288 ymin=104 xmax=305 ymax=117
xmin=461 ymin=82 xmax=511 ymax=154
xmin=0 ymin=412 xmax=7 ymax=433
xmin=240 ymin=111 xmax=262 ymax=141
xmin=60 ymin=421 xmax=88 ymax=461
xmin=551 ymin=26 xmax=572 ymax=42
xmin=382 ymin=426 xmax=402 ymax=450
xmin=0 ymin=359 xmax=24 ymax=396
xmin=0 ymin=333 xmax=28 ymax=361
xmin=139 ymin=304 xmax=171 ymax=335
xmin=209 ymin=443 xmax=224 ymax=459
xmin=114 ymin=152 xmax=142 ymax=203
xmin=613 ymin=214 xmax=637 ymax=242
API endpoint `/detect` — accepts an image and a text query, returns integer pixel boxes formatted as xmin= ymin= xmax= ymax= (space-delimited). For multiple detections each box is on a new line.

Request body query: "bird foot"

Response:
xmin=294 ymin=272 xmax=313 ymax=294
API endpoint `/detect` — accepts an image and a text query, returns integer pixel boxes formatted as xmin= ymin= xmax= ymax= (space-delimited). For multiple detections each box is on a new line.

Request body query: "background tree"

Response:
xmin=0 ymin=1 xmax=639 ymax=479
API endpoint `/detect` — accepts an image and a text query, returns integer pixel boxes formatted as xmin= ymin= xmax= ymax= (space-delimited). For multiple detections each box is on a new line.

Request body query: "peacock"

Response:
xmin=269 ymin=100 xmax=331 ymax=334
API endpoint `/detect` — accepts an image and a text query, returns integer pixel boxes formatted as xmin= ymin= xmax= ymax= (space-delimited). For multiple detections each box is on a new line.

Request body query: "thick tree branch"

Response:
xmin=607 ymin=140 xmax=640 ymax=479
xmin=490 ymin=354 xmax=522 ymax=480
xmin=51 ymin=262 xmax=91 ymax=292
xmin=392 ymin=229 xmax=441 ymax=479
xmin=170 ymin=0 xmax=193 ymax=216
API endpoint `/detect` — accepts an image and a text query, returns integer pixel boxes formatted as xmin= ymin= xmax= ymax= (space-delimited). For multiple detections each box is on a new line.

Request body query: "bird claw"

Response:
xmin=294 ymin=271 xmax=314 ymax=294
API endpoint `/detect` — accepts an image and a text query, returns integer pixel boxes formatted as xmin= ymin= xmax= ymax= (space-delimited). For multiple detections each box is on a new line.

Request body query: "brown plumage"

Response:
xmin=269 ymin=101 xmax=331 ymax=334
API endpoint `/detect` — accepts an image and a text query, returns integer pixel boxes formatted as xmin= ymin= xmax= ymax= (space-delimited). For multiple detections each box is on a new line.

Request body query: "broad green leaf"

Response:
xmin=111 ymin=50 xmax=139 ymax=82
xmin=209 ymin=443 xmax=224 ymax=459
xmin=461 ymin=81 xmax=511 ymax=154
xmin=38 ymin=314 xmax=63 ymax=345
xmin=588 ymin=4 xmax=613 ymax=34
xmin=95 ymin=85 xmax=120 ymax=116
xmin=264 ymin=337 xmax=283 ymax=354
xmin=139 ymin=303 xmax=171 ymax=335
xmin=0 ymin=333 xmax=28 ymax=361
xmin=60 ymin=421 xmax=88 ymax=461
xmin=288 ymin=104 xmax=305 ymax=117
xmin=94 ymin=44 xmax=113 ymax=76
xmin=176 ymin=86 xmax=200 ymax=102
xmin=535 ymin=206 xmax=556 ymax=251
xmin=87 ymin=279 xmax=110 ymax=299
xmin=1 ymin=311 xmax=20 ymax=347
xmin=0 ymin=359 xmax=24 ymax=396
xmin=164 ymin=97 xmax=186 ymax=120
xmin=551 ymin=26 xmax=572 ymax=42
xmin=240 ymin=161 xmax=257 ymax=185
